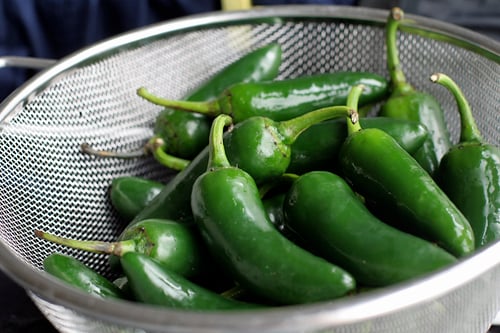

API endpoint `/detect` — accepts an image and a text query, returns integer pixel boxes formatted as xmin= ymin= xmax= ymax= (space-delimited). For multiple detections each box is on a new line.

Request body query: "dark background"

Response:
xmin=0 ymin=0 xmax=499 ymax=332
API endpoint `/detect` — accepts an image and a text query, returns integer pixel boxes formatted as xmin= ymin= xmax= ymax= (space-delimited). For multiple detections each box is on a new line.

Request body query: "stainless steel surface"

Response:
xmin=0 ymin=56 xmax=56 ymax=69
xmin=0 ymin=5 xmax=499 ymax=333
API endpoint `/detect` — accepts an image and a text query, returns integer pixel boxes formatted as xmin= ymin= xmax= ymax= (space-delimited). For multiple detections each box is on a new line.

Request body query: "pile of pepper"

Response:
xmin=35 ymin=7 xmax=499 ymax=310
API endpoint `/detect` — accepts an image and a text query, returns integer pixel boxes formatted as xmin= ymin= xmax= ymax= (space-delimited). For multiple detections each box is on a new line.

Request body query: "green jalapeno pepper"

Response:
xmin=120 ymin=252 xmax=259 ymax=310
xmin=110 ymin=176 xmax=165 ymax=223
xmin=431 ymin=73 xmax=500 ymax=248
xmin=36 ymin=218 xmax=204 ymax=278
xmin=339 ymin=85 xmax=474 ymax=257
xmin=43 ymin=253 xmax=124 ymax=299
xmin=137 ymin=71 xmax=388 ymax=123
xmin=287 ymin=117 xmax=429 ymax=174
xmin=190 ymin=114 xmax=356 ymax=305
xmin=378 ymin=7 xmax=451 ymax=176
xmin=130 ymin=104 xmax=354 ymax=225
xmin=283 ymin=171 xmax=457 ymax=286
xmin=81 ymin=43 xmax=282 ymax=166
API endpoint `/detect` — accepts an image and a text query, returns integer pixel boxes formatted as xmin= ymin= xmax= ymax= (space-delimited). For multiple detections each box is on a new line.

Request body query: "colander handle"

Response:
xmin=0 ymin=56 xmax=56 ymax=69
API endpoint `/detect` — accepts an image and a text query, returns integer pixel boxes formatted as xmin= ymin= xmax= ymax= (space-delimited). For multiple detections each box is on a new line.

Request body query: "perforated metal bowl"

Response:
xmin=0 ymin=5 xmax=499 ymax=333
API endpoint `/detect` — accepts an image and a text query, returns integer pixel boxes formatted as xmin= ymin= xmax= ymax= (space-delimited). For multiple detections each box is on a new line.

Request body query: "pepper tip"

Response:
xmin=391 ymin=7 xmax=404 ymax=21
xmin=429 ymin=73 xmax=440 ymax=83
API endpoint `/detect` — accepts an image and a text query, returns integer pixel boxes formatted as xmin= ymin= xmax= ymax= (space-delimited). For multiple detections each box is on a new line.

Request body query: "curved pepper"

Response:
xmin=283 ymin=171 xmax=456 ymax=286
xmin=35 ymin=218 xmax=204 ymax=278
xmin=287 ymin=116 xmax=429 ymax=174
xmin=432 ymin=73 xmax=500 ymax=248
xmin=43 ymin=253 xmax=124 ymax=299
xmin=110 ymin=176 xmax=165 ymax=223
xmin=137 ymin=71 xmax=388 ymax=123
xmin=378 ymin=7 xmax=451 ymax=176
xmin=190 ymin=114 xmax=356 ymax=305
xmin=120 ymin=252 xmax=259 ymax=310
xmin=339 ymin=85 xmax=474 ymax=257
xmin=81 ymin=43 xmax=282 ymax=166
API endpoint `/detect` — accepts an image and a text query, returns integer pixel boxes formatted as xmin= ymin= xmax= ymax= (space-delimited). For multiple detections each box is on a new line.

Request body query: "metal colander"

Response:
xmin=0 ymin=5 xmax=499 ymax=333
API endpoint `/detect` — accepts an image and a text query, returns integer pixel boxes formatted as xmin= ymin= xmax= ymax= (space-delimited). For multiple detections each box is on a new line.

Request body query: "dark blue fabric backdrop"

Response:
xmin=0 ymin=0 xmax=356 ymax=100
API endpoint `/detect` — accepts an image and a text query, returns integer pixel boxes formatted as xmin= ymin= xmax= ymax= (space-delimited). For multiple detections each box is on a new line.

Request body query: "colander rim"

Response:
xmin=0 ymin=4 xmax=499 ymax=331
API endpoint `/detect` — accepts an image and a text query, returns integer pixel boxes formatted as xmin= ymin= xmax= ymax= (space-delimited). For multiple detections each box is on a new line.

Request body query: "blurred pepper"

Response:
xmin=378 ymin=7 xmax=452 ymax=176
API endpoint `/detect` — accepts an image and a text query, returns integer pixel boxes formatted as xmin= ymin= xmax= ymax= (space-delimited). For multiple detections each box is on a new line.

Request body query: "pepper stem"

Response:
xmin=147 ymin=137 xmax=190 ymax=171
xmin=346 ymin=85 xmax=364 ymax=135
xmin=430 ymin=73 xmax=482 ymax=143
xmin=34 ymin=230 xmax=135 ymax=257
xmin=137 ymin=87 xmax=220 ymax=117
xmin=386 ymin=7 xmax=413 ymax=94
xmin=278 ymin=105 xmax=356 ymax=144
xmin=207 ymin=114 xmax=233 ymax=170
xmin=80 ymin=139 xmax=189 ymax=171
xmin=80 ymin=142 xmax=147 ymax=158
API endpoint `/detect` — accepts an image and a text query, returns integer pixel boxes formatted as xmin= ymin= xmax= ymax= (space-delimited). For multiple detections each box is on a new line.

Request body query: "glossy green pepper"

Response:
xmin=432 ymin=73 xmax=500 ymax=248
xmin=43 ymin=253 xmax=124 ymax=299
xmin=339 ymin=85 xmax=474 ymax=257
xmin=110 ymin=176 xmax=165 ymax=223
xmin=81 ymin=43 xmax=282 ymax=167
xmin=130 ymin=104 xmax=354 ymax=225
xmin=121 ymin=252 xmax=259 ymax=310
xmin=378 ymin=7 xmax=451 ymax=176
xmin=36 ymin=218 xmax=204 ymax=278
xmin=287 ymin=116 xmax=429 ymax=174
xmin=191 ymin=114 xmax=356 ymax=305
xmin=283 ymin=171 xmax=456 ymax=286
xmin=137 ymin=71 xmax=388 ymax=123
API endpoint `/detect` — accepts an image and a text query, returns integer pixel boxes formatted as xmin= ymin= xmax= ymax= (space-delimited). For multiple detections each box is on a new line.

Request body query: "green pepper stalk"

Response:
xmin=340 ymin=85 xmax=474 ymax=257
xmin=80 ymin=43 xmax=283 ymax=165
xmin=191 ymin=114 xmax=356 ymax=305
xmin=431 ymin=73 xmax=500 ymax=248
xmin=35 ymin=218 xmax=205 ymax=278
xmin=80 ymin=137 xmax=190 ymax=171
xmin=283 ymin=171 xmax=457 ymax=286
xmin=137 ymin=71 xmax=388 ymax=123
xmin=120 ymin=252 xmax=260 ymax=310
xmin=379 ymin=7 xmax=452 ymax=176
xmin=43 ymin=253 xmax=124 ymax=299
